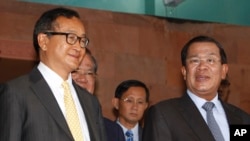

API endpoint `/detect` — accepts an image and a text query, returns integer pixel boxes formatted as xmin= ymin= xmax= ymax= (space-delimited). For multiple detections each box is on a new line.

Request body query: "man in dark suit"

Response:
xmin=142 ymin=35 xmax=250 ymax=141
xmin=72 ymin=48 xmax=125 ymax=141
xmin=112 ymin=80 xmax=150 ymax=141
xmin=0 ymin=7 xmax=107 ymax=141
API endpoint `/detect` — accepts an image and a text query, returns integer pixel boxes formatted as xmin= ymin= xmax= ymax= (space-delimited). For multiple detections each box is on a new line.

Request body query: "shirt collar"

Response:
xmin=187 ymin=89 xmax=223 ymax=113
xmin=37 ymin=62 xmax=72 ymax=87
xmin=116 ymin=119 xmax=139 ymax=135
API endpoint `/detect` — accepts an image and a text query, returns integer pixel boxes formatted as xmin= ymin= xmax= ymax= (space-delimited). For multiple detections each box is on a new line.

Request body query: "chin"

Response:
xmin=79 ymin=85 xmax=86 ymax=88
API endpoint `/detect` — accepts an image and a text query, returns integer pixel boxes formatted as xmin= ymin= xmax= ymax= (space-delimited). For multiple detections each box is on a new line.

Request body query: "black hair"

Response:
xmin=33 ymin=7 xmax=80 ymax=54
xmin=114 ymin=80 xmax=150 ymax=102
xmin=85 ymin=48 xmax=98 ymax=74
xmin=181 ymin=35 xmax=227 ymax=66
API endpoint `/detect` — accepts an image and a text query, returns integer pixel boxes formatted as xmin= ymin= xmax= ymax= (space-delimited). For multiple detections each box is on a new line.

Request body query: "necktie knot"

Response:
xmin=125 ymin=130 xmax=133 ymax=141
xmin=202 ymin=102 xmax=215 ymax=111
xmin=62 ymin=81 xmax=70 ymax=92
xmin=125 ymin=130 xmax=133 ymax=137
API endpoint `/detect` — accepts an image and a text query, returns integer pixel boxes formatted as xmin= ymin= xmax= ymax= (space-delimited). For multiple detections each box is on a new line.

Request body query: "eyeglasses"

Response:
xmin=120 ymin=97 xmax=147 ymax=106
xmin=72 ymin=69 xmax=96 ymax=79
xmin=186 ymin=57 xmax=221 ymax=66
xmin=44 ymin=32 xmax=89 ymax=48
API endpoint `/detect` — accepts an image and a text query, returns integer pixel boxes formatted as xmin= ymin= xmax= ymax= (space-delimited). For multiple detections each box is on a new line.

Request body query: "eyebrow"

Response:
xmin=64 ymin=30 xmax=87 ymax=37
xmin=187 ymin=53 xmax=219 ymax=58
xmin=76 ymin=69 xmax=94 ymax=72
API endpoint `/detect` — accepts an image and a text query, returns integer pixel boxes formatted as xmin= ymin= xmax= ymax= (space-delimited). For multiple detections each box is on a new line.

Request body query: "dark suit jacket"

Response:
xmin=0 ymin=67 xmax=107 ymax=141
xmin=103 ymin=117 xmax=125 ymax=141
xmin=138 ymin=126 xmax=143 ymax=141
xmin=142 ymin=93 xmax=250 ymax=141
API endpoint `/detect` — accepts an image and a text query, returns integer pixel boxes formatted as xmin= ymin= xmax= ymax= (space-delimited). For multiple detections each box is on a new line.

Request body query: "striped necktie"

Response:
xmin=125 ymin=130 xmax=133 ymax=141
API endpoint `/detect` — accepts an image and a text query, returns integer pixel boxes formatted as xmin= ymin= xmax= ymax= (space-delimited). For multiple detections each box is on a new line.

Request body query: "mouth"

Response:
xmin=129 ymin=113 xmax=138 ymax=117
xmin=196 ymin=75 xmax=209 ymax=82
xmin=69 ymin=53 xmax=80 ymax=59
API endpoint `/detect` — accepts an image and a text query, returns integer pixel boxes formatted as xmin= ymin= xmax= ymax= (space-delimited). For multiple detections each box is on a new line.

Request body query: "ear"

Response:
xmin=112 ymin=98 xmax=119 ymax=110
xmin=37 ymin=33 xmax=49 ymax=51
xmin=221 ymin=64 xmax=229 ymax=79
xmin=181 ymin=66 xmax=187 ymax=80
xmin=144 ymin=102 xmax=149 ymax=109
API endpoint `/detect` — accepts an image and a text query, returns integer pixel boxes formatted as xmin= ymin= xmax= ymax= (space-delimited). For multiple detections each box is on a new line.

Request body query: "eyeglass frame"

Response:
xmin=43 ymin=31 xmax=89 ymax=48
xmin=120 ymin=97 xmax=147 ymax=106
xmin=186 ymin=56 xmax=221 ymax=66
xmin=72 ymin=69 xmax=97 ymax=79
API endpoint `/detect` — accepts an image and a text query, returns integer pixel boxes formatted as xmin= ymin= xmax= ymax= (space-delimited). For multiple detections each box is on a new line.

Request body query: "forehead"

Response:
xmin=54 ymin=16 xmax=85 ymax=34
xmin=79 ymin=55 xmax=94 ymax=69
xmin=187 ymin=42 xmax=220 ymax=57
xmin=122 ymin=86 xmax=147 ymax=98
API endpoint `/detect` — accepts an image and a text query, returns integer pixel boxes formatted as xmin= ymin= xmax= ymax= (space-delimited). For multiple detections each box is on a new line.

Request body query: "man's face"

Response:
xmin=38 ymin=16 xmax=86 ymax=77
xmin=115 ymin=87 xmax=148 ymax=127
xmin=72 ymin=54 xmax=96 ymax=94
xmin=181 ymin=42 xmax=228 ymax=100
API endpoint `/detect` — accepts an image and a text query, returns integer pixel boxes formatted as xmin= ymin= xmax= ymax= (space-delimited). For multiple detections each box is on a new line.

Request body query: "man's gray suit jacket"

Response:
xmin=0 ymin=67 xmax=107 ymax=141
xmin=142 ymin=93 xmax=250 ymax=141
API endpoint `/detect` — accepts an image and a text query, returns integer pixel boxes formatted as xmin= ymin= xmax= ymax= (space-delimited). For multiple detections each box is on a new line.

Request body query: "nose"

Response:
xmin=197 ymin=60 xmax=208 ymax=70
xmin=73 ymin=43 xmax=84 ymax=51
xmin=131 ymin=101 xmax=139 ymax=109
xmin=79 ymin=74 xmax=88 ymax=82
xmin=72 ymin=38 xmax=85 ymax=51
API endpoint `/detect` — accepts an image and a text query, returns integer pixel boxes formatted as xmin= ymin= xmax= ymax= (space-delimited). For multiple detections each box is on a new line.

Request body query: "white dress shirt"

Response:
xmin=187 ymin=89 xmax=229 ymax=141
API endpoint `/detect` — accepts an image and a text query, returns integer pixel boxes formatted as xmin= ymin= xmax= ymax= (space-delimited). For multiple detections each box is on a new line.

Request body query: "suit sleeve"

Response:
xmin=97 ymin=101 xmax=108 ymax=141
xmin=86 ymin=94 xmax=108 ymax=141
xmin=0 ymin=83 xmax=23 ymax=141
xmin=142 ymin=105 xmax=172 ymax=141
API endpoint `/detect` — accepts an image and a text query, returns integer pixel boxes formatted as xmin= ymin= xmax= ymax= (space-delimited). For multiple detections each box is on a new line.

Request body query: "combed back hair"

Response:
xmin=85 ymin=48 xmax=98 ymax=74
xmin=114 ymin=79 xmax=150 ymax=102
xmin=181 ymin=35 xmax=227 ymax=66
xmin=33 ymin=7 xmax=80 ymax=54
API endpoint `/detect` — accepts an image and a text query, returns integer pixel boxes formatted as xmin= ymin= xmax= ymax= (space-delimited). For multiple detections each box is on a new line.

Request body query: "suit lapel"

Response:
xmin=29 ymin=68 xmax=73 ymax=140
xmin=139 ymin=126 xmax=143 ymax=141
xmin=74 ymin=83 xmax=100 ymax=141
xmin=222 ymin=102 xmax=243 ymax=124
xmin=178 ymin=94 xmax=215 ymax=141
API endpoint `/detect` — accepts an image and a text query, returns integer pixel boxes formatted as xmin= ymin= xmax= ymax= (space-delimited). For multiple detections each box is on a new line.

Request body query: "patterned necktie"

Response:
xmin=62 ymin=81 xmax=83 ymax=141
xmin=202 ymin=102 xmax=224 ymax=141
xmin=125 ymin=130 xmax=133 ymax=141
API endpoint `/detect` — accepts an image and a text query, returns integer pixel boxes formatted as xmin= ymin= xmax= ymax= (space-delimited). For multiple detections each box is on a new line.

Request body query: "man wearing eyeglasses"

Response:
xmin=142 ymin=35 xmax=250 ymax=141
xmin=72 ymin=48 xmax=97 ymax=94
xmin=0 ymin=7 xmax=107 ymax=141
xmin=72 ymin=48 xmax=125 ymax=141
xmin=112 ymin=80 xmax=150 ymax=141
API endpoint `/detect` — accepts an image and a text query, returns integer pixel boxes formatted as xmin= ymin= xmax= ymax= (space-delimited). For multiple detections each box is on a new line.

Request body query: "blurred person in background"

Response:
xmin=72 ymin=48 xmax=125 ymax=141
xmin=112 ymin=79 xmax=150 ymax=141
xmin=218 ymin=75 xmax=230 ymax=102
